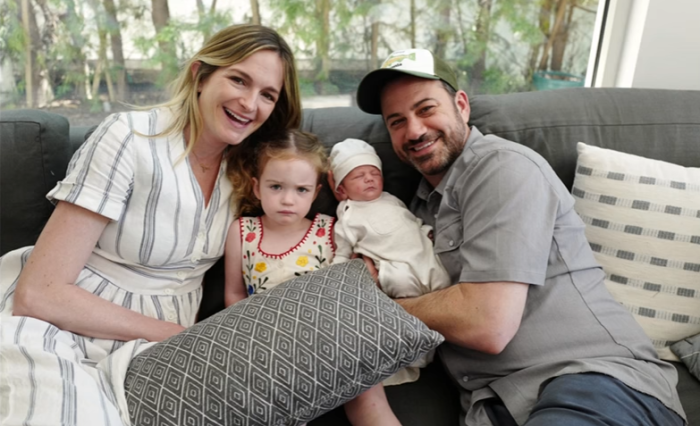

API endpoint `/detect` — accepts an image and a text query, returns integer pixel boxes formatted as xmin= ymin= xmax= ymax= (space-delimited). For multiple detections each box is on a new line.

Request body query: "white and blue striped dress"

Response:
xmin=0 ymin=108 xmax=234 ymax=425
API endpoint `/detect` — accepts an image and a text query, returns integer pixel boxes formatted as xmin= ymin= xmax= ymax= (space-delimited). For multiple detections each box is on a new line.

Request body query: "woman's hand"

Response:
xmin=147 ymin=322 xmax=187 ymax=342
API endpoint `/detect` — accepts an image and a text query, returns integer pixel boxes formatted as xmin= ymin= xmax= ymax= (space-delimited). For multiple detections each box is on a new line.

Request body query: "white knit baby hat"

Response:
xmin=329 ymin=138 xmax=383 ymax=190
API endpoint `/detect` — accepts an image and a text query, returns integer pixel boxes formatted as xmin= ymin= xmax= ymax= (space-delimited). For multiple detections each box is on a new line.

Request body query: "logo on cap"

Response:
xmin=382 ymin=52 xmax=417 ymax=69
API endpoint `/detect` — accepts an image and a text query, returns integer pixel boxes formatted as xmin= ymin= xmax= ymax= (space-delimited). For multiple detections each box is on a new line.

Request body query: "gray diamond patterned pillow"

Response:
xmin=124 ymin=259 xmax=444 ymax=425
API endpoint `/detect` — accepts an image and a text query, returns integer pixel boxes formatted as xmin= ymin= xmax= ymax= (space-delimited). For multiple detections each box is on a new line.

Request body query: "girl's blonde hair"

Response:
xmin=150 ymin=24 xmax=301 ymax=155
xmin=230 ymin=129 xmax=329 ymax=216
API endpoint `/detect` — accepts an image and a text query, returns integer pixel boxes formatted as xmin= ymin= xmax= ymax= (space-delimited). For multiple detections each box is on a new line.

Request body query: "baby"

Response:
xmin=330 ymin=138 xmax=451 ymax=385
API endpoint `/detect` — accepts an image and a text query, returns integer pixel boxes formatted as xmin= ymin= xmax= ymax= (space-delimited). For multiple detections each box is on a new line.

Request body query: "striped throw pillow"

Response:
xmin=572 ymin=142 xmax=700 ymax=361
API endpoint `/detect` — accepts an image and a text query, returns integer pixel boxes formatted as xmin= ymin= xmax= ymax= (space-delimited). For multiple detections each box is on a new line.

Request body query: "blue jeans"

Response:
xmin=485 ymin=373 xmax=684 ymax=426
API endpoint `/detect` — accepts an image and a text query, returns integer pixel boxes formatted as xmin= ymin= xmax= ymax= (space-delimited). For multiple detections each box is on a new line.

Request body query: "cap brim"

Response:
xmin=356 ymin=69 xmax=440 ymax=115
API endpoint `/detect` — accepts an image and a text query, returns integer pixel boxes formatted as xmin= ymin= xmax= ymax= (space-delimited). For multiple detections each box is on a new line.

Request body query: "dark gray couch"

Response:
xmin=1 ymin=87 xmax=699 ymax=425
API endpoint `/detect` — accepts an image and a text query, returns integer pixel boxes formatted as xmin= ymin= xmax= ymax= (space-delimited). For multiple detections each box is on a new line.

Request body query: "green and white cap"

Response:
xmin=356 ymin=48 xmax=458 ymax=114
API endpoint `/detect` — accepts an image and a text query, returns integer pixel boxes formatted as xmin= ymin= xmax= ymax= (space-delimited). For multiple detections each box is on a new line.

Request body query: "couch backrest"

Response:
xmin=3 ymin=88 xmax=699 ymax=256
xmin=302 ymin=87 xmax=700 ymax=212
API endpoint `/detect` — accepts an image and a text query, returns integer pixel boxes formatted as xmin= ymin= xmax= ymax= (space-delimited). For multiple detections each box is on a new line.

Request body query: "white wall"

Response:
xmin=590 ymin=0 xmax=700 ymax=90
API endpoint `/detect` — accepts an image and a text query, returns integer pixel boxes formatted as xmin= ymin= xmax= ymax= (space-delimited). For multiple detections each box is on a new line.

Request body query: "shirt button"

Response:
xmin=463 ymin=376 xmax=469 ymax=382
xmin=198 ymin=232 xmax=205 ymax=239
xmin=191 ymin=256 xmax=200 ymax=262
xmin=167 ymin=314 xmax=176 ymax=321
xmin=177 ymin=271 xmax=186 ymax=279
xmin=448 ymin=240 xmax=455 ymax=247
xmin=164 ymin=289 xmax=174 ymax=295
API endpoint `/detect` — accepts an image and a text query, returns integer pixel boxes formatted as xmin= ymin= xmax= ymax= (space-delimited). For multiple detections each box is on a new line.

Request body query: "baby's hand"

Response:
xmin=327 ymin=170 xmax=348 ymax=202
xmin=352 ymin=253 xmax=380 ymax=288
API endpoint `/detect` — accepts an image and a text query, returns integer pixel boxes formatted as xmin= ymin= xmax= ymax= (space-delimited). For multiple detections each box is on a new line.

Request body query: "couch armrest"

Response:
xmin=0 ymin=109 xmax=72 ymax=255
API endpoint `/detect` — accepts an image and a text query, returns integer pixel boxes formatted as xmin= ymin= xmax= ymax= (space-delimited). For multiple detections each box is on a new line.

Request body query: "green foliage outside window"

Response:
xmin=0 ymin=0 xmax=598 ymax=116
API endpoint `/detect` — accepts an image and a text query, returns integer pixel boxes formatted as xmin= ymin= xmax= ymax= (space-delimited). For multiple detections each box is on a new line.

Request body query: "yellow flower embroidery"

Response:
xmin=296 ymin=256 xmax=309 ymax=267
xmin=254 ymin=262 xmax=267 ymax=273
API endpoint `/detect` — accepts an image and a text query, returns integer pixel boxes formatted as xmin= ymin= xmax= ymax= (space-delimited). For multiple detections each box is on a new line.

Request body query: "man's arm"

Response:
xmin=359 ymin=254 xmax=528 ymax=354
xmin=395 ymin=280 xmax=528 ymax=354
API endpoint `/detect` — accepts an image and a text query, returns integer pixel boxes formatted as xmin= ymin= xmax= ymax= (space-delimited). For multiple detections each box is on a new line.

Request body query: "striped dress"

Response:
xmin=0 ymin=108 xmax=234 ymax=425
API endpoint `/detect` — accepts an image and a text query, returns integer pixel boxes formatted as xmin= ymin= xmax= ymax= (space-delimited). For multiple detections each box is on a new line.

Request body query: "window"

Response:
xmin=0 ymin=0 xmax=601 ymax=125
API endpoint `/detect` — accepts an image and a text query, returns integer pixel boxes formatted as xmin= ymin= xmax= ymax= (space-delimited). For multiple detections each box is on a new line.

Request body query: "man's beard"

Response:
xmin=405 ymin=120 xmax=467 ymax=177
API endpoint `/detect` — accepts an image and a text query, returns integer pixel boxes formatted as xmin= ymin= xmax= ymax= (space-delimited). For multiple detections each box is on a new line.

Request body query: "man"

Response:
xmin=354 ymin=48 xmax=686 ymax=425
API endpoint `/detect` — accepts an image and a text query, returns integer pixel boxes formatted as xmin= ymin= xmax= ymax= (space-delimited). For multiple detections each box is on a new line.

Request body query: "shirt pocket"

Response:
xmin=434 ymin=218 xmax=463 ymax=253
xmin=434 ymin=218 xmax=463 ymax=283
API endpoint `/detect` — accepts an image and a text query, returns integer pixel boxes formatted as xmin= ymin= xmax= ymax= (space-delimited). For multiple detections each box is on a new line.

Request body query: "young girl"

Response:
xmin=225 ymin=129 xmax=401 ymax=426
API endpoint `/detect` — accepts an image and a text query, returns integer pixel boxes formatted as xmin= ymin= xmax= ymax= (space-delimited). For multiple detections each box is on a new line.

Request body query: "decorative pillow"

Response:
xmin=124 ymin=259 xmax=444 ymax=425
xmin=671 ymin=333 xmax=700 ymax=381
xmin=572 ymin=142 xmax=700 ymax=360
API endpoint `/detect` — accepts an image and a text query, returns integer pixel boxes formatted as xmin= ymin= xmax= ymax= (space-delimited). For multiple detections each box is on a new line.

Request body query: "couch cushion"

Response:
xmin=671 ymin=334 xmax=700 ymax=382
xmin=674 ymin=361 xmax=700 ymax=424
xmin=0 ymin=110 xmax=72 ymax=255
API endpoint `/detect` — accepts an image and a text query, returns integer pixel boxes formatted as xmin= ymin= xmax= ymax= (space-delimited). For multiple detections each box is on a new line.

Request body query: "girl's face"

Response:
xmin=194 ymin=50 xmax=284 ymax=150
xmin=253 ymin=157 xmax=321 ymax=227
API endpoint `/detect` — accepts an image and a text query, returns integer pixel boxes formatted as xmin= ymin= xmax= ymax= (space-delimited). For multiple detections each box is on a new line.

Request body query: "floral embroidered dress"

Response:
xmin=239 ymin=213 xmax=335 ymax=295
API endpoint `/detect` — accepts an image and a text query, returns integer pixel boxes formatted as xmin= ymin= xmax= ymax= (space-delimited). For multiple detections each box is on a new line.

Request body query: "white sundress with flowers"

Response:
xmin=239 ymin=213 xmax=336 ymax=295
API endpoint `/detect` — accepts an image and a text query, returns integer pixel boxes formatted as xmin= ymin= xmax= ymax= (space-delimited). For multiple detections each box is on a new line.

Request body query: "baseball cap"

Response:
xmin=356 ymin=48 xmax=458 ymax=114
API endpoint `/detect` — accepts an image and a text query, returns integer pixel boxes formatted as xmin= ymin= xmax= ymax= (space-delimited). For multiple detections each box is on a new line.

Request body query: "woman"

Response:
xmin=0 ymin=24 xmax=301 ymax=425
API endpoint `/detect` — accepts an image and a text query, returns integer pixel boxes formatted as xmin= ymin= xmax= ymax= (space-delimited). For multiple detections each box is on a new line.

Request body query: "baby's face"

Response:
xmin=338 ymin=165 xmax=383 ymax=202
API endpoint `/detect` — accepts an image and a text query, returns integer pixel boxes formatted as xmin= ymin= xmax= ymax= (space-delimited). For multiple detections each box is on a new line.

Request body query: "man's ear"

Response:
xmin=191 ymin=61 xmax=202 ymax=91
xmin=252 ymin=177 xmax=261 ymax=200
xmin=455 ymin=90 xmax=471 ymax=123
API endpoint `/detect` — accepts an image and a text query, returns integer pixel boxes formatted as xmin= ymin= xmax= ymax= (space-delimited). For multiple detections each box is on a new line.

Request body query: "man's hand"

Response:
xmin=327 ymin=170 xmax=348 ymax=202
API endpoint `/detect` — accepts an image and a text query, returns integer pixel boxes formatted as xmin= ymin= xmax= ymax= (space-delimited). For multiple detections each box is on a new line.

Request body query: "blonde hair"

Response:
xmin=149 ymin=24 xmax=301 ymax=156
xmin=230 ymin=129 xmax=329 ymax=216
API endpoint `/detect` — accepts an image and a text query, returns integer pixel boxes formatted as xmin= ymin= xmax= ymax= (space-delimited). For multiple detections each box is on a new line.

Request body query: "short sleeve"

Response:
xmin=452 ymin=149 xmax=559 ymax=285
xmin=47 ymin=113 xmax=135 ymax=221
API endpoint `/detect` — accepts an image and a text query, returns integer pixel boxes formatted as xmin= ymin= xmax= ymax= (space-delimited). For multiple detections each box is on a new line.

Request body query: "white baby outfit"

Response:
xmin=334 ymin=192 xmax=451 ymax=298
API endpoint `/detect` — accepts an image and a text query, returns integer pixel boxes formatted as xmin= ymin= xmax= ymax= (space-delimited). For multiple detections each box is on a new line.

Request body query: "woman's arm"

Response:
xmin=13 ymin=201 xmax=185 ymax=342
xmin=224 ymin=219 xmax=247 ymax=307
